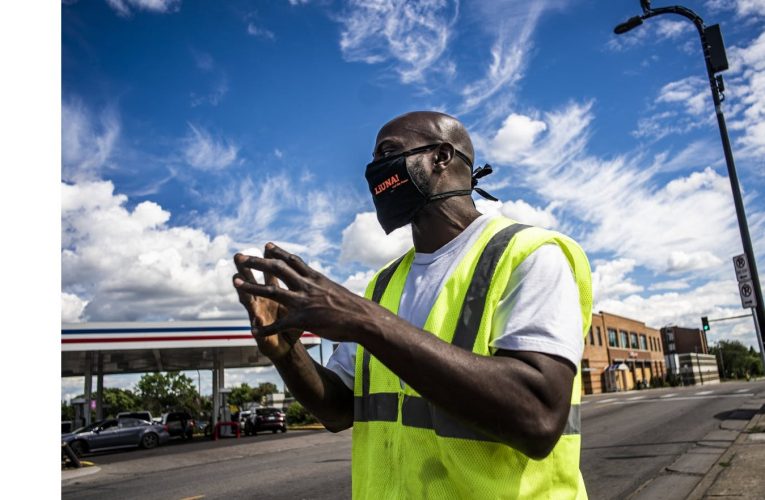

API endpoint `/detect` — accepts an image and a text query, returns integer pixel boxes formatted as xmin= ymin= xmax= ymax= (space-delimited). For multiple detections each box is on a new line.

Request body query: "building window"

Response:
xmin=588 ymin=326 xmax=594 ymax=345
xmin=630 ymin=332 xmax=639 ymax=349
xmin=640 ymin=334 xmax=647 ymax=351
xmin=596 ymin=326 xmax=602 ymax=346
xmin=620 ymin=330 xmax=629 ymax=348
xmin=608 ymin=328 xmax=618 ymax=347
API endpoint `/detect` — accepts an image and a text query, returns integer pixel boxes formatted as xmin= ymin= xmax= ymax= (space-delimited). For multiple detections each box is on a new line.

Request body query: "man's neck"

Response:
xmin=410 ymin=197 xmax=482 ymax=254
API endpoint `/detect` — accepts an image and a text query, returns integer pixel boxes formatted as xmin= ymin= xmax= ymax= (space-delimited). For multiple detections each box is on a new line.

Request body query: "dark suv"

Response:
xmin=244 ymin=408 xmax=286 ymax=435
xmin=160 ymin=411 xmax=195 ymax=439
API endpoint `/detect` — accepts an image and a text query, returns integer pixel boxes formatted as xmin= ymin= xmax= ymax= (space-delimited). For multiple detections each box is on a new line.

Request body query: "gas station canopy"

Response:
xmin=62 ymin=320 xmax=320 ymax=377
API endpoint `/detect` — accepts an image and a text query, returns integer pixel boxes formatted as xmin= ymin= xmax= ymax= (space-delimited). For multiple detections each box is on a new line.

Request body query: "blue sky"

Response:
xmin=61 ymin=0 xmax=765 ymax=401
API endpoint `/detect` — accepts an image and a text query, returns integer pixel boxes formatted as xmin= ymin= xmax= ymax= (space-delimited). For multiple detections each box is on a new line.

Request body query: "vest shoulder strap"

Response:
xmin=451 ymin=223 xmax=531 ymax=351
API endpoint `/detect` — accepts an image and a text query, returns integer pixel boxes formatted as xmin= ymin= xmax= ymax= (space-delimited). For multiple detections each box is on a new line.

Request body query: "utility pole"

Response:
xmin=614 ymin=0 xmax=765 ymax=368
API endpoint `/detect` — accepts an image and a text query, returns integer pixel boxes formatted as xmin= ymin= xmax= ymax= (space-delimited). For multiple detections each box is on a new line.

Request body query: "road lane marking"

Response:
xmin=597 ymin=398 xmax=618 ymax=404
xmin=580 ymin=401 xmax=590 ymax=405
xmin=179 ymin=496 xmax=205 ymax=500
xmin=660 ymin=393 xmax=677 ymax=398
xmin=695 ymin=391 xmax=713 ymax=395
xmin=627 ymin=396 xmax=646 ymax=400
xmin=735 ymin=388 xmax=750 ymax=393
xmin=611 ymin=394 xmax=753 ymax=404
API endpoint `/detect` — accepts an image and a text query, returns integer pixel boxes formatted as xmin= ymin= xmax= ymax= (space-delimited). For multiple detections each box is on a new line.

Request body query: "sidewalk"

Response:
xmin=687 ymin=398 xmax=765 ymax=499
xmin=630 ymin=392 xmax=765 ymax=500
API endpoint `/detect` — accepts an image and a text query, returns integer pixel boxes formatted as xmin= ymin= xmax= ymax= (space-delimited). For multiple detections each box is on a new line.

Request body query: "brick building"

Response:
xmin=659 ymin=325 xmax=709 ymax=355
xmin=581 ymin=311 xmax=666 ymax=394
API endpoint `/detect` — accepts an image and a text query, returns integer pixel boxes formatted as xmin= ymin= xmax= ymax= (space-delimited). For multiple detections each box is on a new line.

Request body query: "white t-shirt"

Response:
xmin=326 ymin=214 xmax=584 ymax=390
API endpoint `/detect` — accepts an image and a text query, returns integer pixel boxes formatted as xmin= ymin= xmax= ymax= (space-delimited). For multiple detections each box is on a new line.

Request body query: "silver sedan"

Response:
xmin=62 ymin=417 xmax=170 ymax=456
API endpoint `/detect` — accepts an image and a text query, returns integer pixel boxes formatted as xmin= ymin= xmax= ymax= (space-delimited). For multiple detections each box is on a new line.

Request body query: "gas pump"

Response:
xmin=219 ymin=388 xmax=233 ymax=437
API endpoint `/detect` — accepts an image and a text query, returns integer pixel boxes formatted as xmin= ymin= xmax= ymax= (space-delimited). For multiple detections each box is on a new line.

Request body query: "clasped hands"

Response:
xmin=232 ymin=242 xmax=368 ymax=347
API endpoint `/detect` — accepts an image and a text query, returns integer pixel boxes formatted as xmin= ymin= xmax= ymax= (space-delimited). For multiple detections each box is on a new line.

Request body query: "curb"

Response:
xmin=62 ymin=465 xmax=101 ymax=483
xmin=628 ymin=396 xmax=765 ymax=500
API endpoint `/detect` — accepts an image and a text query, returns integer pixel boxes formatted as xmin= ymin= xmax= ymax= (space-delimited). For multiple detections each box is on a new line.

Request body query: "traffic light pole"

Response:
xmin=615 ymin=1 xmax=765 ymax=370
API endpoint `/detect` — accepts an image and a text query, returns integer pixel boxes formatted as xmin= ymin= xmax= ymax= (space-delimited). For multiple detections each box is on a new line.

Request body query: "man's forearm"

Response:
xmin=356 ymin=302 xmax=573 ymax=459
xmin=271 ymin=341 xmax=354 ymax=432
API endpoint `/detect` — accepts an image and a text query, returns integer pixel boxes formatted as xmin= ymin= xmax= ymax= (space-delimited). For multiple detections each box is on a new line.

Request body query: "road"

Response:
xmin=63 ymin=380 xmax=765 ymax=499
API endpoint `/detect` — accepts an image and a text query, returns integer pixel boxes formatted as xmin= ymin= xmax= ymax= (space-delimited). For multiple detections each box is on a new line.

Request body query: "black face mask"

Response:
xmin=365 ymin=143 xmax=498 ymax=234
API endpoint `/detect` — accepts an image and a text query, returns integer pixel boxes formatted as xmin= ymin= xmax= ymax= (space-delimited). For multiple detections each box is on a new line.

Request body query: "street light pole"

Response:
xmin=614 ymin=1 xmax=765 ymax=368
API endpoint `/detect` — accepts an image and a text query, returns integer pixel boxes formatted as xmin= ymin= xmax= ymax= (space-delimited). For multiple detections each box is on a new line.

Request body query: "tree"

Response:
xmin=252 ymin=382 xmax=278 ymax=401
xmin=229 ymin=383 xmax=255 ymax=408
xmin=136 ymin=372 xmax=200 ymax=415
xmin=285 ymin=401 xmax=319 ymax=425
xmin=710 ymin=341 xmax=764 ymax=379
xmin=102 ymin=387 xmax=141 ymax=417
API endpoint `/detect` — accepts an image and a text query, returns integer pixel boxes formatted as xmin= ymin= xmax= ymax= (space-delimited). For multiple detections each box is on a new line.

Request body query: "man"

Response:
xmin=233 ymin=111 xmax=592 ymax=499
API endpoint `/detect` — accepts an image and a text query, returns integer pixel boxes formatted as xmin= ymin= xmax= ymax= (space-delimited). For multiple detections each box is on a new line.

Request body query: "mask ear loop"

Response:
xmin=471 ymin=164 xmax=498 ymax=201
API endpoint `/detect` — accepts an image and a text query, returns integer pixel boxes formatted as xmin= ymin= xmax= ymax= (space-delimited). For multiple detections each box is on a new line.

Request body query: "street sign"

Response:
xmin=732 ymin=254 xmax=751 ymax=282
xmin=739 ymin=280 xmax=756 ymax=308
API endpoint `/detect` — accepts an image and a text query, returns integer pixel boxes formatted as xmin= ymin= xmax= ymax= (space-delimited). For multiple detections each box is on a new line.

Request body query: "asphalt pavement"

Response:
xmin=62 ymin=379 xmax=765 ymax=499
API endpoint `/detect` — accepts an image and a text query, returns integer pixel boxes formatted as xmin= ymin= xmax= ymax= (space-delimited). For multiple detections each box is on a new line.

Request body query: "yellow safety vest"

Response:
xmin=352 ymin=216 xmax=592 ymax=499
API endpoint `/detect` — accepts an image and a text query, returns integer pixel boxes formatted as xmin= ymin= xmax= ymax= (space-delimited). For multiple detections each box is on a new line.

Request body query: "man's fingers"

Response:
xmin=234 ymin=278 xmax=294 ymax=305
xmin=234 ymin=254 xmax=260 ymax=284
xmin=237 ymin=254 xmax=303 ymax=290
xmin=232 ymin=274 xmax=254 ymax=304
xmin=264 ymin=271 xmax=279 ymax=287
xmin=264 ymin=242 xmax=314 ymax=277
xmin=252 ymin=317 xmax=296 ymax=338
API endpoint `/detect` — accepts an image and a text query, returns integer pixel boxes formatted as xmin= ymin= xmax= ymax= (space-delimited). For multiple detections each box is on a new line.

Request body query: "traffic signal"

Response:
xmin=702 ymin=316 xmax=710 ymax=331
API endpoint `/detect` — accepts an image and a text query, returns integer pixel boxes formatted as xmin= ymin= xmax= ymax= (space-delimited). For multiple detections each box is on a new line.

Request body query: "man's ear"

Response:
xmin=433 ymin=143 xmax=455 ymax=172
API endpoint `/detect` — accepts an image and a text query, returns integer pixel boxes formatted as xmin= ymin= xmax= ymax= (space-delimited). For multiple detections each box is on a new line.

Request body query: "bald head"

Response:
xmin=374 ymin=111 xmax=474 ymax=166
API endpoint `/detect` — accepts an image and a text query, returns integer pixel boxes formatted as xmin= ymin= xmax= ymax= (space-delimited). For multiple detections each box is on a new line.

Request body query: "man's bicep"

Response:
xmin=494 ymin=350 xmax=575 ymax=428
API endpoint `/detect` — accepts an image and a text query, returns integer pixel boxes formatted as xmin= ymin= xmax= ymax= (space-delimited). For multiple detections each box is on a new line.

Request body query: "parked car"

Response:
xmin=160 ymin=411 xmax=196 ymax=439
xmin=244 ymin=407 xmax=287 ymax=435
xmin=116 ymin=411 xmax=153 ymax=423
xmin=62 ymin=418 xmax=170 ymax=457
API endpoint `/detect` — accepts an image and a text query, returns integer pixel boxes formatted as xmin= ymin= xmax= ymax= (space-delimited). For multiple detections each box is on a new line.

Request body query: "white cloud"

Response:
xmin=459 ymin=1 xmax=556 ymax=113
xmin=62 ymin=100 xmax=119 ymax=182
xmin=591 ymin=258 xmax=644 ymax=303
xmin=106 ymin=0 xmax=181 ymax=16
xmin=666 ymin=250 xmax=723 ymax=273
xmin=726 ymin=31 xmax=765 ymax=159
xmin=62 ymin=180 xmax=242 ymax=321
xmin=656 ymin=76 xmax=708 ymax=115
xmin=476 ymin=113 xmax=547 ymax=164
xmin=338 ymin=0 xmax=458 ymax=84
xmin=476 ymin=198 xmax=558 ymax=229
xmin=247 ymin=23 xmax=275 ymax=40
xmin=479 ymin=102 xmax=757 ymax=277
xmin=342 ymin=270 xmax=377 ymax=295
xmin=638 ymin=30 xmax=765 ymax=160
xmin=190 ymin=78 xmax=228 ymax=107
xmin=606 ymin=18 xmax=694 ymax=52
xmin=62 ymin=292 xmax=88 ymax=323
xmin=706 ymin=0 xmax=765 ymax=19
xmin=340 ymin=212 xmax=412 ymax=269
xmin=182 ymin=124 xmax=239 ymax=170
xmin=648 ymin=279 xmax=690 ymax=291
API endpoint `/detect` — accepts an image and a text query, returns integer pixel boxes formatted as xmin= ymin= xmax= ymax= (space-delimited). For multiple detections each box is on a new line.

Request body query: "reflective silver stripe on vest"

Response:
xmin=356 ymin=256 xmax=406 ymax=422
xmin=354 ymin=393 xmax=398 ymax=422
xmin=358 ymin=392 xmax=581 ymax=440
xmin=562 ymin=403 xmax=581 ymax=435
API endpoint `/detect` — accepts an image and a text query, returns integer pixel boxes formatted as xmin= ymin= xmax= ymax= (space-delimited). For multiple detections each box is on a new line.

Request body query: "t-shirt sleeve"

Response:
xmin=490 ymin=243 xmax=584 ymax=367
xmin=325 ymin=341 xmax=357 ymax=390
